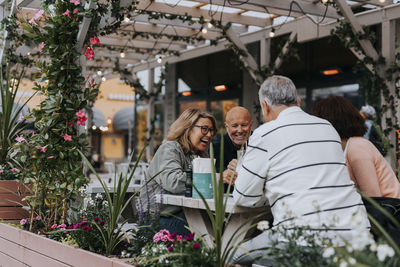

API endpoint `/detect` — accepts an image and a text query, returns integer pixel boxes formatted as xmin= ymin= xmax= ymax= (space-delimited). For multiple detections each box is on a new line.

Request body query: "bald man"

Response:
xmin=213 ymin=106 xmax=253 ymax=188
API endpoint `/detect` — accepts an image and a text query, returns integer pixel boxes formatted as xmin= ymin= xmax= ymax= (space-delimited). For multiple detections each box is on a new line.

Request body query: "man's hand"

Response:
xmin=223 ymin=169 xmax=237 ymax=185
xmin=227 ymin=159 xmax=238 ymax=171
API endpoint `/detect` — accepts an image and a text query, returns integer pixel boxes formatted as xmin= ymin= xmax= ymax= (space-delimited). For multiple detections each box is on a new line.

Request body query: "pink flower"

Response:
xmin=35 ymin=216 xmax=41 ymax=221
xmin=82 ymin=225 xmax=88 ymax=230
xmin=87 ymin=227 xmax=93 ymax=231
xmin=73 ymin=224 xmax=79 ymax=229
xmin=39 ymin=42 xmax=45 ymax=53
xmin=28 ymin=9 xmax=44 ymax=25
xmin=153 ymin=229 xmax=174 ymax=243
xmin=20 ymin=218 xmax=28 ymax=226
xmin=75 ymin=110 xmax=87 ymax=126
xmin=15 ymin=136 xmax=25 ymax=143
xmin=37 ymin=146 xmax=47 ymax=153
xmin=0 ymin=170 xmax=3 ymax=175
xmin=47 ymin=156 xmax=55 ymax=159
xmin=192 ymin=243 xmax=200 ymax=249
xmin=84 ymin=46 xmax=94 ymax=60
xmin=51 ymin=224 xmax=57 ymax=229
xmin=57 ymin=223 xmax=67 ymax=229
xmin=185 ymin=232 xmax=195 ymax=241
xmin=62 ymin=133 xmax=72 ymax=141
xmin=70 ymin=0 xmax=80 ymax=5
xmin=176 ymin=235 xmax=183 ymax=242
xmin=18 ymin=113 xmax=24 ymax=122
xmin=94 ymin=217 xmax=100 ymax=221
xmin=73 ymin=9 xmax=79 ymax=14
xmin=168 ymin=246 xmax=173 ymax=252
xmin=62 ymin=9 xmax=70 ymax=17
xmin=99 ymin=221 xmax=105 ymax=226
xmin=11 ymin=168 xmax=20 ymax=173
xmin=90 ymin=36 xmax=100 ymax=46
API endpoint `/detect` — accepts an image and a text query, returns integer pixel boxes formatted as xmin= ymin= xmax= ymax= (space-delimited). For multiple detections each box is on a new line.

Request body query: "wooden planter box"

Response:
xmin=0 ymin=180 xmax=29 ymax=220
xmin=0 ymin=223 xmax=133 ymax=267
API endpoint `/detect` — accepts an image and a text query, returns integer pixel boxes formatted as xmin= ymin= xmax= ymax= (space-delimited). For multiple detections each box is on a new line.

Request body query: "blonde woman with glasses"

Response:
xmin=139 ymin=108 xmax=217 ymax=235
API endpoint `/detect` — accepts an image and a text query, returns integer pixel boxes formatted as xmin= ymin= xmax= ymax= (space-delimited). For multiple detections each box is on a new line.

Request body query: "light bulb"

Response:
xmin=322 ymin=0 xmax=329 ymax=3
xmin=157 ymin=57 xmax=162 ymax=64
xmin=92 ymin=125 xmax=97 ymax=130
xmin=97 ymin=70 xmax=102 ymax=75
xmin=102 ymin=77 xmax=106 ymax=82
xmin=124 ymin=17 xmax=130 ymax=23
xmin=201 ymin=27 xmax=208 ymax=34
xmin=207 ymin=22 xmax=213 ymax=29
xmin=120 ymin=52 xmax=125 ymax=58
xmin=269 ymin=29 xmax=275 ymax=38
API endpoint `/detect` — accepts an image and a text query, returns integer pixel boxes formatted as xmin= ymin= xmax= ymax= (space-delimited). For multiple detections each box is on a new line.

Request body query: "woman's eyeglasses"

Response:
xmin=193 ymin=125 xmax=215 ymax=135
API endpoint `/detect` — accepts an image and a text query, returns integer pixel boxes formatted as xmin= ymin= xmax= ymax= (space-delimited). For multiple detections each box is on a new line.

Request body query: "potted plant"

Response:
xmin=0 ymin=64 xmax=33 ymax=220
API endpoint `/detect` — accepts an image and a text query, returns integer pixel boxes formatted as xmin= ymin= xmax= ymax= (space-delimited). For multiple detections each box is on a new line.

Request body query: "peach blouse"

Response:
xmin=345 ymin=137 xmax=400 ymax=198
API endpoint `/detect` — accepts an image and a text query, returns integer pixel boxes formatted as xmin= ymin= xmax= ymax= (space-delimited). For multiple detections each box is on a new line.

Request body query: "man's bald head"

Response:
xmin=225 ymin=106 xmax=252 ymax=148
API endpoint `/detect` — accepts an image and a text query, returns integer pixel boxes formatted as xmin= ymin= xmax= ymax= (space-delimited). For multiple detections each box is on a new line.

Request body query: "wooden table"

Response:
xmin=155 ymin=194 xmax=271 ymax=250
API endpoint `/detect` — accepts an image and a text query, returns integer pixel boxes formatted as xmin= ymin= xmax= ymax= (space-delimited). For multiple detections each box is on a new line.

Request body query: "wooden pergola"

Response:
xmin=2 ymin=0 xmax=400 ymax=159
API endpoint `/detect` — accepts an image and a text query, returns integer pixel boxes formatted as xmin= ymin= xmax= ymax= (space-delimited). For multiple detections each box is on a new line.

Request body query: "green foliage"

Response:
xmin=79 ymin=146 xmax=146 ymax=256
xmin=0 ymin=64 xmax=32 ymax=166
xmin=7 ymin=1 xmax=100 ymax=228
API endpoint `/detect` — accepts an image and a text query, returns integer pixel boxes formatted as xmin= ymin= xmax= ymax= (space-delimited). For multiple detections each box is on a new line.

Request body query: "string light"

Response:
xmin=269 ymin=28 xmax=275 ymax=38
xmin=97 ymin=70 xmax=102 ymax=75
xmin=124 ymin=17 xmax=130 ymax=23
xmin=207 ymin=22 xmax=213 ymax=29
xmin=120 ymin=52 xmax=125 ymax=58
xmin=321 ymin=0 xmax=329 ymax=4
xmin=157 ymin=56 xmax=162 ymax=64
xmin=201 ymin=27 xmax=208 ymax=34
xmin=102 ymin=77 xmax=106 ymax=82
xmin=378 ymin=0 xmax=385 ymax=3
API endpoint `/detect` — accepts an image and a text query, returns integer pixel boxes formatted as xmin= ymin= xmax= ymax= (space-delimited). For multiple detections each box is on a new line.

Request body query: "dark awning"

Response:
xmin=112 ymin=106 xmax=134 ymax=130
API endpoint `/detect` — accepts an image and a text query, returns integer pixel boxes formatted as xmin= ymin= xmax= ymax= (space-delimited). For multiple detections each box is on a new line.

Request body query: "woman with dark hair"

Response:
xmin=312 ymin=95 xmax=400 ymax=198
xmin=139 ymin=108 xmax=217 ymax=235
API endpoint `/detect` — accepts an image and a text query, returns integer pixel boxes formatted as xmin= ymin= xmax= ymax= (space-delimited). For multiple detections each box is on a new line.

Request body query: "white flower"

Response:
xmin=346 ymin=245 xmax=353 ymax=252
xmin=376 ymin=244 xmax=395 ymax=261
xmin=339 ymin=261 xmax=347 ymax=267
xmin=322 ymin=247 xmax=335 ymax=258
xmin=257 ymin=220 xmax=270 ymax=231
xmin=333 ymin=256 xmax=338 ymax=263
xmin=88 ymin=199 xmax=94 ymax=205
xmin=102 ymin=200 xmax=108 ymax=206
xmin=348 ymin=257 xmax=356 ymax=265
xmin=95 ymin=193 xmax=103 ymax=200
xmin=351 ymin=230 xmax=374 ymax=251
xmin=370 ymin=243 xmax=377 ymax=252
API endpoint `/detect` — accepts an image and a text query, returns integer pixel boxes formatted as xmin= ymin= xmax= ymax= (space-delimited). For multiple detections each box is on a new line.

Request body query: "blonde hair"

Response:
xmin=165 ymin=108 xmax=217 ymax=155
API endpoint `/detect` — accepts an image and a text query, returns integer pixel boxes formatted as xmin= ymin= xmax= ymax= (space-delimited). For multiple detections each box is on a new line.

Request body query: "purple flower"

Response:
xmin=87 ymin=227 xmax=93 ymax=231
xmin=99 ymin=221 xmax=105 ymax=226
xmin=82 ymin=225 xmax=88 ymax=230
xmin=73 ymin=223 xmax=79 ymax=229
xmin=168 ymin=246 xmax=173 ymax=252
xmin=94 ymin=217 xmax=99 ymax=221
xmin=192 ymin=243 xmax=200 ymax=249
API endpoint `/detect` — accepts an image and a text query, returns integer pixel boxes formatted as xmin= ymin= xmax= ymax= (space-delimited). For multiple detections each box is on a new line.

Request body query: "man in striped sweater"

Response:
xmin=233 ymin=75 xmax=370 ymax=265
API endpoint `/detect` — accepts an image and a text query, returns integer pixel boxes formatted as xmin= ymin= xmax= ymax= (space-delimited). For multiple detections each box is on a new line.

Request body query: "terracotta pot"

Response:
xmin=0 ymin=223 xmax=133 ymax=267
xmin=0 ymin=180 xmax=29 ymax=220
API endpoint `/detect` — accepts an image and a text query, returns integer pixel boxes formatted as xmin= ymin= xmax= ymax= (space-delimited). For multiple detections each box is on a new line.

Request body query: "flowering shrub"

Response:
xmin=0 ymin=164 xmax=21 ymax=180
xmin=256 ymin=220 xmax=400 ymax=267
xmin=47 ymin=192 xmax=110 ymax=253
xmin=19 ymin=216 xmax=45 ymax=232
xmin=132 ymin=229 xmax=216 ymax=266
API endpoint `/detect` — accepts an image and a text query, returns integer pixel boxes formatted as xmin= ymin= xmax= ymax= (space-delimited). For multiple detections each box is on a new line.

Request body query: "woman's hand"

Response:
xmin=227 ymin=159 xmax=237 ymax=171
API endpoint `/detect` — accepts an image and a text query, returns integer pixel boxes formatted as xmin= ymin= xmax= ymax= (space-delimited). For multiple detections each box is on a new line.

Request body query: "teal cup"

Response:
xmin=192 ymin=173 xmax=213 ymax=199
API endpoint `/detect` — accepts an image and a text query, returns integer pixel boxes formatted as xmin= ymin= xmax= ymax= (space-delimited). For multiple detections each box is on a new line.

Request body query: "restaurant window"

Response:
xmin=210 ymin=99 xmax=239 ymax=130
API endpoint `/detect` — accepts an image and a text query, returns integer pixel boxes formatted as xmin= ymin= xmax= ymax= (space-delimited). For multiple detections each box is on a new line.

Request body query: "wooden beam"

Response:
xmin=135 ymin=0 xmax=270 ymax=27
xmin=77 ymin=0 xmax=96 ymax=52
xmin=274 ymin=31 xmax=297 ymax=70
xmin=106 ymin=33 xmax=196 ymax=46
xmin=224 ymin=25 xmax=263 ymax=85
xmin=334 ymin=0 xmax=379 ymax=61
xmin=99 ymin=36 xmax=186 ymax=51
xmin=125 ymin=22 xmax=222 ymax=40
xmin=0 ymin=0 xmax=17 ymax=64
xmin=131 ymin=4 xmax=400 ymax=72
xmin=189 ymin=0 xmax=340 ymax=19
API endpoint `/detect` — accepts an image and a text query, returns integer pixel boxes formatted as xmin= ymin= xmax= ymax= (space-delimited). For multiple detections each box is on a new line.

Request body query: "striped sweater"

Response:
xmin=233 ymin=106 xmax=370 ymax=243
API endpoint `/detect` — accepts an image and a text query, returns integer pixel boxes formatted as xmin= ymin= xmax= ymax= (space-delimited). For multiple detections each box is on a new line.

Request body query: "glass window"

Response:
xmin=210 ymin=99 xmax=239 ymax=130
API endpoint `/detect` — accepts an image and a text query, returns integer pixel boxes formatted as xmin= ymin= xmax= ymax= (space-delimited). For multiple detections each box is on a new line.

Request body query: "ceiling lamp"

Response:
xmin=322 ymin=68 xmax=340 ymax=76
xmin=214 ymin=85 xmax=227 ymax=92
xmin=181 ymin=91 xmax=192 ymax=96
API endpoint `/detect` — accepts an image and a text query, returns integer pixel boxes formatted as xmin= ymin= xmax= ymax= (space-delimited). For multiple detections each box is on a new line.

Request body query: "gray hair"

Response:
xmin=360 ymin=105 xmax=376 ymax=120
xmin=258 ymin=75 xmax=298 ymax=108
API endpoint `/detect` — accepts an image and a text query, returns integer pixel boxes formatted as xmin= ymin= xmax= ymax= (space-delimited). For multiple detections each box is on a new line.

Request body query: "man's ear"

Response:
xmin=261 ymin=100 xmax=270 ymax=121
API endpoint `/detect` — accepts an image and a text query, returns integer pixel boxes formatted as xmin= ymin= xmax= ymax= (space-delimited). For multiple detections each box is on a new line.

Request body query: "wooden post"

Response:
xmin=146 ymin=68 xmax=155 ymax=161
xmin=164 ymin=63 xmax=177 ymax=136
